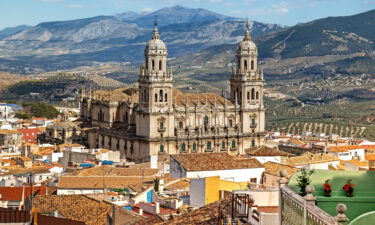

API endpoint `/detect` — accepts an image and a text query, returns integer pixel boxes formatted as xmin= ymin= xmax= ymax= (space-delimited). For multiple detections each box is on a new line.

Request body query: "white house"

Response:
xmin=327 ymin=145 xmax=366 ymax=161
xmin=245 ymin=145 xmax=289 ymax=164
xmin=170 ymin=153 xmax=264 ymax=183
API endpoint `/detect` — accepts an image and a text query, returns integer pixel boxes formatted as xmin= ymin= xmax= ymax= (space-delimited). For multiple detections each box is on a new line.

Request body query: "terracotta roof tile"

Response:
xmin=345 ymin=160 xmax=368 ymax=167
xmin=246 ymin=146 xmax=289 ymax=156
xmin=365 ymin=154 xmax=375 ymax=161
xmin=75 ymin=166 xmax=160 ymax=177
xmin=58 ymin=176 xmax=154 ymax=189
xmin=0 ymin=186 xmax=47 ymax=201
xmin=171 ymin=153 xmax=263 ymax=172
xmin=285 ymin=153 xmax=339 ymax=166
xmin=172 ymin=89 xmax=233 ymax=107
xmin=262 ymin=162 xmax=299 ymax=177
xmin=328 ymin=145 xmax=375 ymax=152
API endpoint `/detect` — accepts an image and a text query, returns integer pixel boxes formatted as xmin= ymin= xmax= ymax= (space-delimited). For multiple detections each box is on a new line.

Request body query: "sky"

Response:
xmin=0 ymin=0 xmax=374 ymax=29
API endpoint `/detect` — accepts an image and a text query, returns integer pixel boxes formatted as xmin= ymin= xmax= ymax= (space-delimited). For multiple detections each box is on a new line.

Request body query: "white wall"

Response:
xmin=57 ymin=188 xmax=104 ymax=195
xmin=234 ymin=190 xmax=279 ymax=206
xmin=190 ymin=178 xmax=206 ymax=207
xmin=297 ymin=161 xmax=340 ymax=170
xmin=186 ymin=168 xmax=265 ymax=183
xmin=329 ymin=149 xmax=365 ymax=161
xmin=253 ymin=156 xmax=281 ymax=164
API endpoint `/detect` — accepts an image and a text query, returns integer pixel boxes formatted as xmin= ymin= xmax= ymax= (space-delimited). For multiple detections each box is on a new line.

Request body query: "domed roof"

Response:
xmin=145 ymin=20 xmax=166 ymax=51
xmin=237 ymin=21 xmax=257 ymax=52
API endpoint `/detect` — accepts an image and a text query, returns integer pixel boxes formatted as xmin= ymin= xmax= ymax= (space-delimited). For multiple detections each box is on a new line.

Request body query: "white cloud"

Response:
xmin=69 ymin=4 xmax=84 ymax=8
xmin=141 ymin=7 xmax=154 ymax=14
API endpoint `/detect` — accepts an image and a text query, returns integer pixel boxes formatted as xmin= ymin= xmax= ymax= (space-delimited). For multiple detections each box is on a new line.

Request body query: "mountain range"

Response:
xmin=0 ymin=6 xmax=283 ymax=73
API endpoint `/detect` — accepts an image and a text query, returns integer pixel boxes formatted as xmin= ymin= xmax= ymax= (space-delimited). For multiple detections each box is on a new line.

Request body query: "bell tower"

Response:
xmin=230 ymin=20 xmax=265 ymax=136
xmin=138 ymin=19 xmax=173 ymax=114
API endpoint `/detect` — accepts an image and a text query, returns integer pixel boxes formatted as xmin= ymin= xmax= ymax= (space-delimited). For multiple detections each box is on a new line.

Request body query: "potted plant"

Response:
xmin=343 ymin=179 xmax=355 ymax=197
xmin=296 ymin=168 xmax=315 ymax=196
xmin=323 ymin=179 xmax=332 ymax=197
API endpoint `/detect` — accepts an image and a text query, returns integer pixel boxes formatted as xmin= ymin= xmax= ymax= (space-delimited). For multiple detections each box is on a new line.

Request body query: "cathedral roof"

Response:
xmin=92 ymin=88 xmax=138 ymax=103
xmin=172 ymin=89 xmax=233 ymax=107
xmin=145 ymin=19 xmax=166 ymax=51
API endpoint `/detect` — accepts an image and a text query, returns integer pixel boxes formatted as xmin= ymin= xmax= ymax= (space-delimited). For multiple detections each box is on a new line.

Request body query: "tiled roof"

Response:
xmin=262 ymin=162 xmax=300 ymax=177
xmin=156 ymin=199 xmax=230 ymax=225
xmin=172 ymin=89 xmax=233 ymax=107
xmin=1 ymin=166 xmax=51 ymax=175
xmin=327 ymin=145 xmax=375 ymax=152
xmin=171 ymin=153 xmax=263 ymax=172
xmin=285 ymin=153 xmax=339 ymax=166
xmin=289 ymin=138 xmax=306 ymax=145
xmin=0 ymin=129 xmax=21 ymax=134
xmin=164 ymin=179 xmax=190 ymax=190
xmin=345 ymin=160 xmax=368 ymax=167
xmin=58 ymin=176 xmax=154 ymax=189
xmin=245 ymin=145 xmax=289 ymax=156
xmin=93 ymin=88 xmax=138 ymax=103
xmin=33 ymin=195 xmax=112 ymax=225
xmin=75 ymin=166 xmax=159 ymax=177
xmin=365 ymin=154 xmax=375 ymax=161
xmin=0 ymin=186 xmax=47 ymax=201
xmin=38 ymin=214 xmax=85 ymax=225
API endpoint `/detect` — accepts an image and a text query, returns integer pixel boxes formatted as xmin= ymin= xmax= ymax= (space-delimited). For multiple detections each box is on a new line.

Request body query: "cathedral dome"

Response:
xmin=145 ymin=20 xmax=167 ymax=51
xmin=237 ymin=21 xmax=257 ymax=53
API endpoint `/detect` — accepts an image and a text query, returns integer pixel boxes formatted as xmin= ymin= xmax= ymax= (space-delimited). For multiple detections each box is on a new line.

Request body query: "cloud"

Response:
xmin=141 ymin=7 xmax=154 ymax=14
xmin=69 ymin=4 xmax=84 ymax=8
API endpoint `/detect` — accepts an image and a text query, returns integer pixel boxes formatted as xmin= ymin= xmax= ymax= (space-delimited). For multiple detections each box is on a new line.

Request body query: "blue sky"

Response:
xmin=0 ymin=0 xmax=374 ymax=29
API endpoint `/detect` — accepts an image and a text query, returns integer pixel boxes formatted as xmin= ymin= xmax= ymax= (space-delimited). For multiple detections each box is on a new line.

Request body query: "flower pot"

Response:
xmin=346 ymin=192 xmax=353 ymax=197
xmin=324 ymin=191 xmax=331 ymax=197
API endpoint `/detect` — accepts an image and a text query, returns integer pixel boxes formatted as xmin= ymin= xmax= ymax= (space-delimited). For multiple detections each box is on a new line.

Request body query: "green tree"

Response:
xmin=154 ymin=177 xmax=160 ymax=193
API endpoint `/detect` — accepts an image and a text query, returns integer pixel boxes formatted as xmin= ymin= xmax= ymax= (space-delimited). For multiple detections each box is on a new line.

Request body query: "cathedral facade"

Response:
xmin=80 ymin=21 xmax=266 ymax=162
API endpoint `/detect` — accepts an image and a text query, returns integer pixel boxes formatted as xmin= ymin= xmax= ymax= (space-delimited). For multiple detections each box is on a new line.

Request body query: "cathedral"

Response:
xmin=80 ymin=21 xmax=266 ymax=163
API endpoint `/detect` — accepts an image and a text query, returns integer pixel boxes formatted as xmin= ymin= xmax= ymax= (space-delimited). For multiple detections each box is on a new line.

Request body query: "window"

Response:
xmin=244 ymin=59 xmax=247 ymax=70
xmin=160 ymin=145 xmax=164 ymax=153
xmin=231 ymin=140 xmax=236 ymax=149
xmin=251 ymin=140 xmax=256 ymax=147
xmin=207 ymin=142 xmax=212 ymax=151
xmin=178 ymin=121 xmax=183 ymax=129
xmin=159 ymin=121 xmax=164 ymax=130
xmin=204 ymin=116 xmax=209 ymax=128
xmin=256 ymin=92 xmax=259 ymax=100
xmin=152 ymin=60 xmax=155 ymax=70
xmin=159 ymin=60 xmax=162 ymax=70
xmin=221 ymin=141 xmax=226 ymax=150
xmin=247 ymin=92 xmax=250 ymax=100
xmin=159 ymin=90 xmax=163 ymax=102
xmin=251 ymin=118 xmax=256 ymax=126
xmin=229 ymin=119 xmax=233 ymax=127
xmin=192 ymin=143 xmax=197 ymax=152
xmin=181 ymin=143 xmax=186 ymax=152
xmin=251 ymin=88 xmax=255 ymax=100
xmin=250 ymin=178 xmax=257 ymax=183
xmin=155 ymin=93 xmax=158 ymax=102
xmin=165 ymin=93 xmax=168 ymax=102
xmin=251 ymin=60 xmax=254 ymax=70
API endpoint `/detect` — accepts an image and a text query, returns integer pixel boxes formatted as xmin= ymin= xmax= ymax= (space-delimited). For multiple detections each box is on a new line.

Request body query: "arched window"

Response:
xmin=221 ymin=141 xmax=226 ymax=150
xmin=165 ymin=93 xmax=168 ymax=102
xmin=251 ymin=60 xmax=254 ymax=70
xmin=256 ymin=92 xmax=259 ymax=100
xmin=152 ymin=60 xmax=155 ymax=70
xmin=192 ymin=143 xmax=197 ymax=152
xmin=160 ymin=145 xmax=164 ymax=152
xmin=231 ymin=140 xmax=236 ymax=149
xmin=159 ymin=90 xmax=163 ymax=102
xmin=159 ymin=60 xmax=162 ymax=71
xmin=229 ymin=119 xmax=233 ymax=127
xmin=251 ymin=88 xmax=255 ymax=100
xmin=204 ymin=116 xmax=209 ymax=127
xmin=247 ymin=92 xmax=250 ymax=100
xmin=251 ymin=140 xmax=256 ymax=147
xmin=155 ymin=93 xmax=158 ymax=102
xmin=244 ymin=60 xmax=248 ymax=70
xmin=207 ymin=142 xmax=212 ymax=151
xmin=181 ymin=143 xmax=186 ymax=152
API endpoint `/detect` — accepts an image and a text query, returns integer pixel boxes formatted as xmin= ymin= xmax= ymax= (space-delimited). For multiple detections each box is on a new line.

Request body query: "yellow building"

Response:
xmin=190 ymin=176 xmax=248 ymax=207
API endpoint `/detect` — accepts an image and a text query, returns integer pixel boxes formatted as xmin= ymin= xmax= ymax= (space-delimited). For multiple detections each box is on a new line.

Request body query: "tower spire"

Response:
xmin=244 ymin=19 xmax=251 ymax=41
xmin=152 ymin=16 xmax=160 ymax=40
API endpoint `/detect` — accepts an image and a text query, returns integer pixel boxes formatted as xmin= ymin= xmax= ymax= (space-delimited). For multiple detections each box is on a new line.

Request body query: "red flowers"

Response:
xmin=343 ymin=183 xmax=355 ymax=192
xmin=324 ymin=183 xmax=331 ymax=192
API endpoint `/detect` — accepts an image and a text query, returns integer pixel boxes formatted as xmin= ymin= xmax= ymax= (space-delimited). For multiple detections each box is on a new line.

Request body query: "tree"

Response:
xmin=296 ymin=168 xmax=315 ymax=196
xmin=154 ymin=177 xmax=160 ymax=193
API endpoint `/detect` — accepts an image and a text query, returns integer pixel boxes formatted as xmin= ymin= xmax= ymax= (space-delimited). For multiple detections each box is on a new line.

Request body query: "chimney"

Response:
xmin=155 ymin=202 xmax=160 ymax=214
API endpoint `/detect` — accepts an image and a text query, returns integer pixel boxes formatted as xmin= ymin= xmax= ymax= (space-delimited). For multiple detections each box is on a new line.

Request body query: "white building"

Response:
xmin=327 ymin=145 xmax=366 ymax=161
xmin=170 ymin=153 xmax=264 ymax=183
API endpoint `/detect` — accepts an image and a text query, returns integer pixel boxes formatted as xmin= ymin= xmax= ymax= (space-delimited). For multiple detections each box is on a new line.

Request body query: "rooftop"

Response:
xmin=172 ymin=89 xmax=233 ymax=107
xmin=58 ymin=176 xmax=154 ymax=189
xmin=0 ymin=129 xmax=21 ymax=135
xmin=327 ymin=145 xmax=375 ymax=153
xmin=0 ymin=186 xmax=47 ymax=201
xmin=262 ymin=161 xmax=300 ymax=177
xmin=74 ymin=166 xmax=160 ymax=177
xmin=171 ymin=152 xmax=263 ymax=172
xmin=33 ymin=195 xmax=112 ymax=225
xmin=285 ymin=153 xmax=339 ymax=166
xmin=245 ymin=145 xmax=289 ymax=157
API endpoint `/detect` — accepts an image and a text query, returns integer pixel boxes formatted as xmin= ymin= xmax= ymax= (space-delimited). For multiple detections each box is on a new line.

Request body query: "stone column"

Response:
xmin=304 ymin=185 xmax=316 ymax=206
xmin=278 ymin=170 xmax=289 ymax=225
xmin=335 ymin=204 xmax=349 ymax=225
